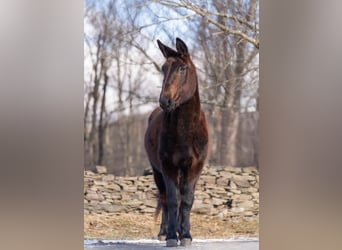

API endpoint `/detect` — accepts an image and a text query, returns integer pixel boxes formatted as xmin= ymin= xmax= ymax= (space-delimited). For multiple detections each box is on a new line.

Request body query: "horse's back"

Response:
xmin=144 ymin=107 xmax=163 ymax=171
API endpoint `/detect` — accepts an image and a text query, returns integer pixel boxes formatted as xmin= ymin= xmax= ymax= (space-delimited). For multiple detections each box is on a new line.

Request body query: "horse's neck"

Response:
xmin=168 ymin=85 xmax=201 ymax=130
xmin=179 ymin=86 xmax=201 ymax=119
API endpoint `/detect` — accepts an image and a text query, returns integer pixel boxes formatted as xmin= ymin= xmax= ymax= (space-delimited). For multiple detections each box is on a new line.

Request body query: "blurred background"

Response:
xmin=84 ymin=0 xmax=259 ymax=176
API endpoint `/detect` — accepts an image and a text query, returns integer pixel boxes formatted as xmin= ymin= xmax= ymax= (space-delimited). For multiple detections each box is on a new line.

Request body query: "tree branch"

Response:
xmin=154 ymin=0 xmax=259 ymax=49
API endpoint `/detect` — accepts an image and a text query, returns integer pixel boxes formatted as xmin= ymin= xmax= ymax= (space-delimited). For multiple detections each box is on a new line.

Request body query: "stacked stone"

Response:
xmin=193 ymin=166 xmax=259 ymax=220
xmin=84 ymin=168 xmax=158 ymax=215
xmin=84 ymin=166 xmax=259 ymax=220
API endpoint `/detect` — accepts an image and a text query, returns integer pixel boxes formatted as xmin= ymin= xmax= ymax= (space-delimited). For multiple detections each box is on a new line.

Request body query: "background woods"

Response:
xmin=84 ymin=0 xmax=259 ymax=176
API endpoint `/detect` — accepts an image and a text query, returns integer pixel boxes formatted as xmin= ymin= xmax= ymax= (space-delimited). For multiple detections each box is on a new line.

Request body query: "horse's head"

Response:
xmin=157 ymin=38 xmax=197 ymax=112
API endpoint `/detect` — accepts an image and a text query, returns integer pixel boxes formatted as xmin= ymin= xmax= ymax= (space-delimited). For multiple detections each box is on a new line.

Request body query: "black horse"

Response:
xmin=144 ymin=38 xmax=209 ymax=247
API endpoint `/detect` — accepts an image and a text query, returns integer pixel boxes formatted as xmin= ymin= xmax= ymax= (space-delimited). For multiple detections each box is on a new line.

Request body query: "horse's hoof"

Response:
xmin=158 ymin=235 xmax=166 ymax=241
xmin=166 ymin=239 xmax=178 ymax=247
xmin=180 ymin=238 xmax=192 ymax=246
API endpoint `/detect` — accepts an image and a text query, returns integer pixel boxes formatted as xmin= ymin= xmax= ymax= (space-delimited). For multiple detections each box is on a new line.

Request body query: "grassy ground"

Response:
xmin=84 ymin=213 xmax=259 ymax=239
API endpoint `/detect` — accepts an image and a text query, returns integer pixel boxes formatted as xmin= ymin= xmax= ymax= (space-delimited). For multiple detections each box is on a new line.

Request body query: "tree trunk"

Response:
xmin=84 ymin=89 xmax=92 ymax=169
xmin=220 ymin=106 xmax=240 ymax=166
xmin=88 ymin=34 xmax=103 ymax=168
xmin=219 ymin=37 xmax=245 ymax=166
xmin=97 ymin=69 xmax=108 ymax=165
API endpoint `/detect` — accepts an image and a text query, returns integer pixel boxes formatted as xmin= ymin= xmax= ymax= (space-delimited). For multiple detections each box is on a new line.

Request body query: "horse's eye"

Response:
xmin=161 ymin=65 xmax=167 ymax=74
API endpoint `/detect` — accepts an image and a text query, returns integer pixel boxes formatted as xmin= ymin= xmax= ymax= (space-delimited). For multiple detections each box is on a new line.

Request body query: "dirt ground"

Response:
xmin=84 ymin=213 xmax=259 ymax=239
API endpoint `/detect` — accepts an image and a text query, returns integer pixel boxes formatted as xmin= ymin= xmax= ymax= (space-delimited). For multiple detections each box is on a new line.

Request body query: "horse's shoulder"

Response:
xmin=191 ymin=109 xmax=209 ymax=158
xmin=198 ymin=109 xmax=208 ymax=132
xmin=148 ymin=107 xmax=163 ymax=124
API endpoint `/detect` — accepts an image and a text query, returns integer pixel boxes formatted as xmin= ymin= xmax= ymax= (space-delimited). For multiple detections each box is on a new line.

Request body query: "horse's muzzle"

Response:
xmin=159 ymin=96 xmax=177 ymax=112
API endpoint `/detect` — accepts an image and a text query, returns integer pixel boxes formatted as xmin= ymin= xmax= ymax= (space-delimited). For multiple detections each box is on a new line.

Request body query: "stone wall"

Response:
xmin=84 ymin=166 xmax=259 ymax=220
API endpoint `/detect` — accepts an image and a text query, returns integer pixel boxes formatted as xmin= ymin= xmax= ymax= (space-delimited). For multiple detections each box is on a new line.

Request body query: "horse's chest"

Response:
xmin=159 ymin=117 xmax=203 ymax=168
xmin=160 ymin=135 xmax=194 ymax=168
xmin=171 ymin=147 xmax=194 ymax=167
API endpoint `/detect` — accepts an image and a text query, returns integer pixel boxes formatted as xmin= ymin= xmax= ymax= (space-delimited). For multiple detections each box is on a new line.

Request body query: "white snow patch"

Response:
xmin=84 ymin=237 xmax=258 ymax=245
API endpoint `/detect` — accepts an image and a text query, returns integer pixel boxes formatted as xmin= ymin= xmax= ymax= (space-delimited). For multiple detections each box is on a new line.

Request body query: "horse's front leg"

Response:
xmin=164 ymin=175 xmax=180 ymax=247
xmin=179 ymin=179 xmax=196 ymax=246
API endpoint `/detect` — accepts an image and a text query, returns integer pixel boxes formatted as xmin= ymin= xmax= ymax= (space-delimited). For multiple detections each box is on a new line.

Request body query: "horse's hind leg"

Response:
xmin=158 ymin=204 xmax=168 ymax=241
xmin=152 ymin=168 xmax=168 ymax=240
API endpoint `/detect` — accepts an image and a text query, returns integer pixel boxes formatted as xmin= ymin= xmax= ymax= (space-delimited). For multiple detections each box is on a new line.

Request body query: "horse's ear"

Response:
xmin=157 ymin=39 xmax=178 ymax=58
xmin=176 ymin=38 xmax=189 ymax=56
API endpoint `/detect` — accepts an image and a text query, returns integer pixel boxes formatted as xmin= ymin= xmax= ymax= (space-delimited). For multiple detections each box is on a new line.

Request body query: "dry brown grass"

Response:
xmin=84 ymin=213 xmax=258 ymax=239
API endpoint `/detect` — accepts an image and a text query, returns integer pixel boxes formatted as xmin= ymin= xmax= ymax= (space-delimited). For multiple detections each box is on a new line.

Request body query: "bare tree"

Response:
xmin=84 ymin=0 xmax=259 ymax=175
xmin=85 ymin=0 xmax=129 ymax=169
xmin=84 ymin=0 xmax=159 ymax=174
xmin=153 ymin=0 xmax=259 ymax=48
xmin=151 ymin=0 xmax=259 ymax=166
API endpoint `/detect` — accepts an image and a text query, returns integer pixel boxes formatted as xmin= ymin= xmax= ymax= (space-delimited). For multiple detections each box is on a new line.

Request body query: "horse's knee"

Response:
xmin=165 ymin=185 xmax=179 ymax=210
xmin=181 ymin=197 xmax=194 ymax=212
xmin=181 ymin=187 xmax=195 ymax=209
xmin=167 ymin=197 xmax=178 ymax=211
